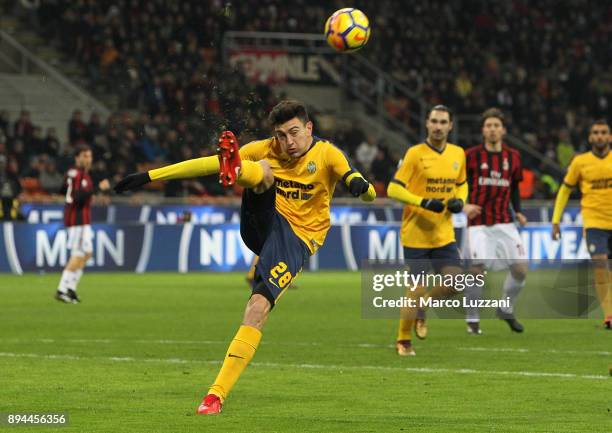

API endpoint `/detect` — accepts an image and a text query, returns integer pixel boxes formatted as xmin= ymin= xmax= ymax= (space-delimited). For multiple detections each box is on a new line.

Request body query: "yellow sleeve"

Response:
xmin=387 ymin=148 xmax=423 ymax=206
xmin=456 ymin=181 xmax=468 ymax=202
xmin=326 ymin=144 xmax=353 ymax=182
xmin=327 ymin=144 xmax=376 ymax=201
xmin=387 ymin=181 xmax=422 ymax=206
xmin=457 ymin=150 xmax=467 ymax=185
xmin=392 ymin=149 xmax=416 ymax=186
xmin=149 ymin=156 xmax=219 ymax=181
xmin=563 ymin=156 xmax=580 ymax=187
xmin=552 ymin=183 xmax=572 ymax=224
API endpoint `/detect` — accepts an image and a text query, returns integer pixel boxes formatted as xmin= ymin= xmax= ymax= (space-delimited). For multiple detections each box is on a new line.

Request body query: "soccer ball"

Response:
xmin=324 ymin=8 xmax=371 ymax=53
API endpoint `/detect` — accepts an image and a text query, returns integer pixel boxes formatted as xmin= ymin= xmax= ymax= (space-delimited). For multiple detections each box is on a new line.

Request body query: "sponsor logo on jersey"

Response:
xmin=591 ymin=177 xmax=612 ymax=189
xmin=477 ymin=176 xmax=510 ymax=187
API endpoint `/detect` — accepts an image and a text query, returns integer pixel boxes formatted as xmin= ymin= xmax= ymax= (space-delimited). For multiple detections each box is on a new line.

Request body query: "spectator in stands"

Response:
xmin=540 ymin=173 xmax=560 ymax=198
xmin=100 ymin=39 xmax=119 ymax=72
xmin=0 ymin=110 xmax=9 ymax=137
xmin=0 ymin=154 xmax=23 ymax=220
xmin=0 ymin=132 xmax=7 ymax=156
xmin=86 ymin=112 xmax=105 ymax=144
xmin=43 ymin=127 xmax=61 ymax=157
xmin=13 ymin=110 xmax=33 ymax=140
xmin=519 ymin=167 xmax=536 ymax=199
xmin=14 ymin=0 xmax=612 ymax=197
xmin=370 ymin=145 xmax=395 ymax=185
xmin=556 ymin=129 xmax=575 ymax=168
xmin=355 ymin=135 xmax=379 ymax=173
xmin=90 ymin=159 xmax=110 ymax=188
xmin=38 ymin=156 xmax=64 ymax=194
xmin=10 ymin=139 xmax=28 ymax=176
xmin=68 ymin=109 xmax=87 ymax=145
xmin=29 ymin=126 xmax=46 ymax=155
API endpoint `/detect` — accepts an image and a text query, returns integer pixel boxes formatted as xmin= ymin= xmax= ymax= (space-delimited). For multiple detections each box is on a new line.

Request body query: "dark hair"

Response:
xmin=268 ymin=100 xmax=309 ymax=126
xmin=427 ymin=104 xmax=452 ymax=121
xmin=481 ymin=107 xmax=505 ymax=126
xmin=590 ymin=119 xmax=609 ymax=131
xmin=74 ymin=144 xmax=92 ymax=158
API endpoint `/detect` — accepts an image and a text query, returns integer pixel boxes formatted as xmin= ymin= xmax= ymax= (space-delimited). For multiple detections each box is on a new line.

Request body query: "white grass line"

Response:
xmin=1 ymin=338 xmax=610 ymax=357
xmin=0 ymin=351 xmax=607 ymax=381
xmin=459 ymin=346 xmax=612 ymax=356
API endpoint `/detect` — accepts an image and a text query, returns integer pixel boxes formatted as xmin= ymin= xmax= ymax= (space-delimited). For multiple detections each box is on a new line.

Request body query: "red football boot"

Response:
xmin=196 ymin=394 xmax=222 ymax=415
xmin=217 ymin=131 xmax=241 ymax=186
xmin=604 ymin=316 xmax=611 ymax=330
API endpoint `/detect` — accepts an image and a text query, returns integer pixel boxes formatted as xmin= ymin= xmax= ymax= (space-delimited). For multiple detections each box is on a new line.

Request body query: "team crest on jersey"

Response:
xmin=82 ymin=179 xmax=88 ymax=187
xmin=307 ymin=161 xmax=316 ymax=174
xmin=503 ymin=158 xmax=509 ymax=171
xmin=589 ymin=243 xmax=596 ymax=253
xmin=453 ymin=161 xmax=459 ymax=170
xmin=480 ymin=162 xmax=489 ymax=170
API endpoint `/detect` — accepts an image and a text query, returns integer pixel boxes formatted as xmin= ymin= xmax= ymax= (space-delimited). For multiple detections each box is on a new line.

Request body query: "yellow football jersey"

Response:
xmin=393 ymin=142 xmax=467 ymax=248
xmin=563 ymin=150 xmax=612 ymax=229
xmin=240 ymin=136 xmax=353 ymax=253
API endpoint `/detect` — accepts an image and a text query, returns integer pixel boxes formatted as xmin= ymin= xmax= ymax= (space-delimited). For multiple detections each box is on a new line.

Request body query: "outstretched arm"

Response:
xmin=327 ymin=145 xmax=376 ymax=202
xmin=114 ymin=156 xmax=220 ymax=193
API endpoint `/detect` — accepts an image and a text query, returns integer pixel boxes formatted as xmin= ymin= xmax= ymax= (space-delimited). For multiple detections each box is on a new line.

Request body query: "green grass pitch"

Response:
xmin=1 ymin=272 xmax=610 ymax=432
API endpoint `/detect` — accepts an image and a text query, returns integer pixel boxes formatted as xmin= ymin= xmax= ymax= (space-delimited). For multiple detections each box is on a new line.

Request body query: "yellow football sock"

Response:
xmin=208 ymin=325 xmax=262 ymax=402
xmin=397 ymin=286 xmax=424 ymax=341
xmin=593 ymin=266 xmax=612 ymax=317
xmin=397 ymin=317 xmax=414 ymax=341
xmin=237 ymin=161 xmax=264 ymax=188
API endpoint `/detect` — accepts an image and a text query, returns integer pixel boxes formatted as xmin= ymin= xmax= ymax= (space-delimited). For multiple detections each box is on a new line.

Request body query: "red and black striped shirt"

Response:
xmin=63 ymin=167 xmax=94 ymax=226
xmin=466 ymin=144 xmax=522 ymax=226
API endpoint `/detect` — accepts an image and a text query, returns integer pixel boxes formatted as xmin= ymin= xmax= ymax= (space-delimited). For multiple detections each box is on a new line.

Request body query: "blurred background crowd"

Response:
xmin=2 ymin=0 xmax=609 ymax=201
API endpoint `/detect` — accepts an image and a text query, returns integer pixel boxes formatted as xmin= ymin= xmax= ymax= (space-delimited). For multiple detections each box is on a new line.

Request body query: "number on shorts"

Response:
xmin=270 ymin=261 xmax=292 ymax=288
xmin=270 ymin=262 xmax=287 ymax=278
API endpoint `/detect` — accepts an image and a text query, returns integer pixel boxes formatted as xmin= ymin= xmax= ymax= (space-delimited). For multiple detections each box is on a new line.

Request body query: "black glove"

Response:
xmin=113 ymin=172 xmax=151 ymax=193
xmin=420 ymin=198 xmax=445 ymax=213
xmin=446 ymin=198 xmax=464 ymax=213
xmin=348 ymin=177 xmax=370 ymax=197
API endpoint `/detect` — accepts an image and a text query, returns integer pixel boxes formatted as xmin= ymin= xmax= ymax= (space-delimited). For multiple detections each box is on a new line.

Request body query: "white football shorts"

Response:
xmin=466 ymin=223 xmax=527 ymax=269
xmin=67 ymin=224 xmax=93 ymax=257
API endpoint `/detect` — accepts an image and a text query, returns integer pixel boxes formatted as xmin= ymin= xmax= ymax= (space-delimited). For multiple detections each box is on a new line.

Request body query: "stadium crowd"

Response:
xmin=3 ymin=0 xmax=608 ymax=200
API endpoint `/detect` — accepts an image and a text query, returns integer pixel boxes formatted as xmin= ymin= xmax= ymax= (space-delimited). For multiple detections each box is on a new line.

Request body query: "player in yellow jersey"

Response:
xmin=386 ymin=105 xmax=468 ymax=356
xmin=114 ymin=100 xmax=376 ymax=413
xmin=552 ymin=119 xmax=612 ymax=329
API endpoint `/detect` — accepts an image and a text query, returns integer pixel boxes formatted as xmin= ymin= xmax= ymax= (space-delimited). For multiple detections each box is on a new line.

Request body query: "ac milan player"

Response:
xmin=462 ymin=108 xmax=528 ymax=334
xmin=55 ymin=145 xmax=109 ymax=304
